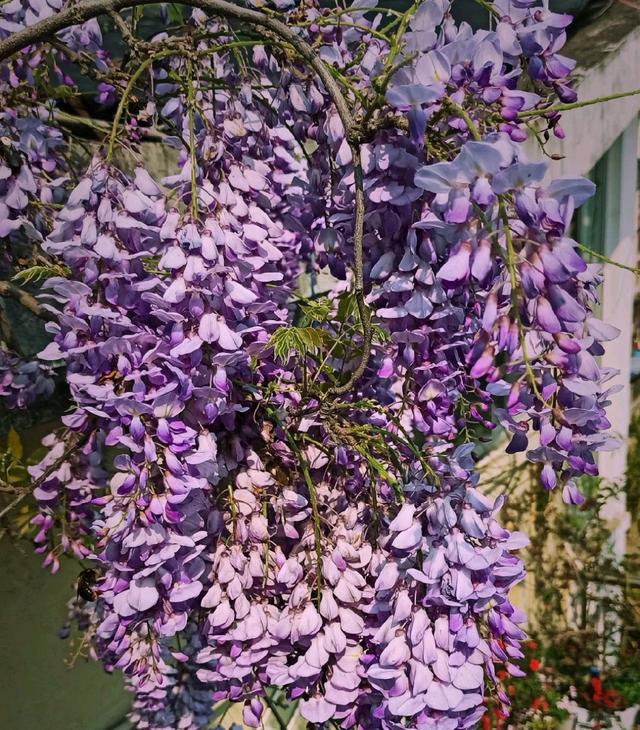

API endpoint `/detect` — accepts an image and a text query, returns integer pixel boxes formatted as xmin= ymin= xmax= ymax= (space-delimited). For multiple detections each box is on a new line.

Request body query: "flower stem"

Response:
xmin=519 ymin=88 xmax=640 ymax=119
xmin=186 ymin=57 xmax=199 ymax=221
xmin=576 ymin=242 xmax=640 ymax=276
xmin=107 ymin=51 xmax=172 ymax=161
xmin=448 ymin=98 xmax=549 ymax=407
xmin=274 ymin=415 xmax=323 ymax=606
xmin=329 ymin=143 xmax=372 ymax=395
xmin=374 ymin=0 xmax=420 ymax=92
xmin=499 ymin=200 xmax=548 ymax=406
xmin=445 ymin=99 xmax=482 ymax=142
xmin=296 ymin=454 xmax=324 ymax=605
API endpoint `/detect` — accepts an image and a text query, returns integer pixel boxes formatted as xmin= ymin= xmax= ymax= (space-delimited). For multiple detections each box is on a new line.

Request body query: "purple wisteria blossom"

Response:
xmin=0 ymin=1 xmax=621 ymax=729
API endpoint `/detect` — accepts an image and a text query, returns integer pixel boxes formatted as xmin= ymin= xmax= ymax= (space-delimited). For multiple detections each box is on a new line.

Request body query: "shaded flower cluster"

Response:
xmin=0 ymin=109 xmax=67 ymax=267
xmin=0 ymin=348 xmax=55 ymax=408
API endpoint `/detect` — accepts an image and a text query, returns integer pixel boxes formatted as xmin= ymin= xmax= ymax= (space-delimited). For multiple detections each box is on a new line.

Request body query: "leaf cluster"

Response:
xmin=269 ymin=325 xmax=329 ymax=363
xmin=267 ymin=292 xmax=388 ymax=370
xmin=12 ymin=264 xmax=71 ymax=285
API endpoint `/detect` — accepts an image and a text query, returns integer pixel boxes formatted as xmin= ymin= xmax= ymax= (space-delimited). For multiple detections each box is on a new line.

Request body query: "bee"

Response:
xmin=77 ymin=568 xmax=99 ymax=602
xmin=96 ymin=369 xmax=126 ymax=395
xmin=97 ymin=369 xmax=124 ymax=386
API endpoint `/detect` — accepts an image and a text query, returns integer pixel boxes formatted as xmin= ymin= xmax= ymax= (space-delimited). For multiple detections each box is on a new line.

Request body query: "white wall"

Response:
xmin=598 ymin=118 xmax=637 ymax=557
xmin=540 ymin=21 xmax=640 ymax=179
xmin=530 ymin=34 xmax=640 ymax=556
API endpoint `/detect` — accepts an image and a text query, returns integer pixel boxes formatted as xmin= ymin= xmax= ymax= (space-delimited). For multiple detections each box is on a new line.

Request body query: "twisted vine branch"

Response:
xmin=0 ymin=0 xmax=373 ymax=395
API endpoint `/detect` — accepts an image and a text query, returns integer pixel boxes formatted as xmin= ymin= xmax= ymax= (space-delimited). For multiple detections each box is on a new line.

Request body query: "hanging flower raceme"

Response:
xmin=29 ymin=430 xmax=106 ymax=571
xmin=34 ymin=155 xmax=311 ymax=721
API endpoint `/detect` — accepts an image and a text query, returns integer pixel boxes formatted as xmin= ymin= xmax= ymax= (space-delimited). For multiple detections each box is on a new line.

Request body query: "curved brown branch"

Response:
xmin=0 ymin=280 xmax=54 ymax=321
xmin=0 ymin=0 xmax=355 ymax=129
xmin=0 ymin=0 xmax=373 ymax=393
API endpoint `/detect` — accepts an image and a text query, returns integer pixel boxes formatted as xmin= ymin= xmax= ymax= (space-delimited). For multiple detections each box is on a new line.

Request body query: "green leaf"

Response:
xmin=167 ymin=3 xmax=185 ymax=24
xmin=298 ymin=296 xmax=333 ymax=325
xmin=356 ymin=446 xmax=396 ymax=485
xmin=268 ymin=326 xmax=329 ymax=363
xmin=337 ymin=290 xmax=357 ymax=323
xmin=303 ymin=139 xmax=319 ymax=155
xmin=7 ymin=462 xmax=27 ymax=483
xmin=16 ymin=504 xmax=37 ymax=537
xmin=210 ymin=700 xmax=232 ymax=724
xmin=372 ymin=323 xmax=391 ymax=343
xmin=7 ymin=427 xmax=23 ymax=460
xmin=12 ymin=264 xmax=70 ymax=285
xmin=141 ymin=256 xmax=165 ymax=275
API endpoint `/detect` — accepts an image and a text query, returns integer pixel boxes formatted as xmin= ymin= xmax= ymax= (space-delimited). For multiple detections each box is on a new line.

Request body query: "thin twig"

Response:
xmin=186 ymin=57 xmax=199 ymax=220
xmin=519 ymin=88 xmax=640 ymax=119
xmin=0 ymin=432 xmax=86 ymax=520
xmin=576 ymin=242 xmax=640 ymax=275
xmin=53 ymin=109 xmax=165 ymax=141
xmin=106 ymin=51 xmax=172 ymax=160
xmin=108 ymin=8 xmax=150 ymax=55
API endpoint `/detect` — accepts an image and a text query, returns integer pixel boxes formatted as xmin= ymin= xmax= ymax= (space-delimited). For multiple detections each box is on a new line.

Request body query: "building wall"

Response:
xmin=597 ymin=120 xmax=638 ymax=556
xmin=541 ymin=21 xmax=640 ymax=179
xmin=524 ymin=11 xmax=640 ymax=557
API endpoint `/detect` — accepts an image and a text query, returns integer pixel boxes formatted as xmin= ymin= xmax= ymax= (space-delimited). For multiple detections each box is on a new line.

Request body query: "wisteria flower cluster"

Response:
xmin=0 ymin=0 xmax=623 ymax=728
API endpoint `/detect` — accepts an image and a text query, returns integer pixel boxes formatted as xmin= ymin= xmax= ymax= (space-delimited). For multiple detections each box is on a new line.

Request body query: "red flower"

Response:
xmin=529 ymin=658 xmax=541 ymax=672
xmin=602 ymin=689 xmax=622 ymax=709
xmin=527 ymin=640 xmax=539 ymax=650
xmin=532 ymin=696 xmax=550 ymax=712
